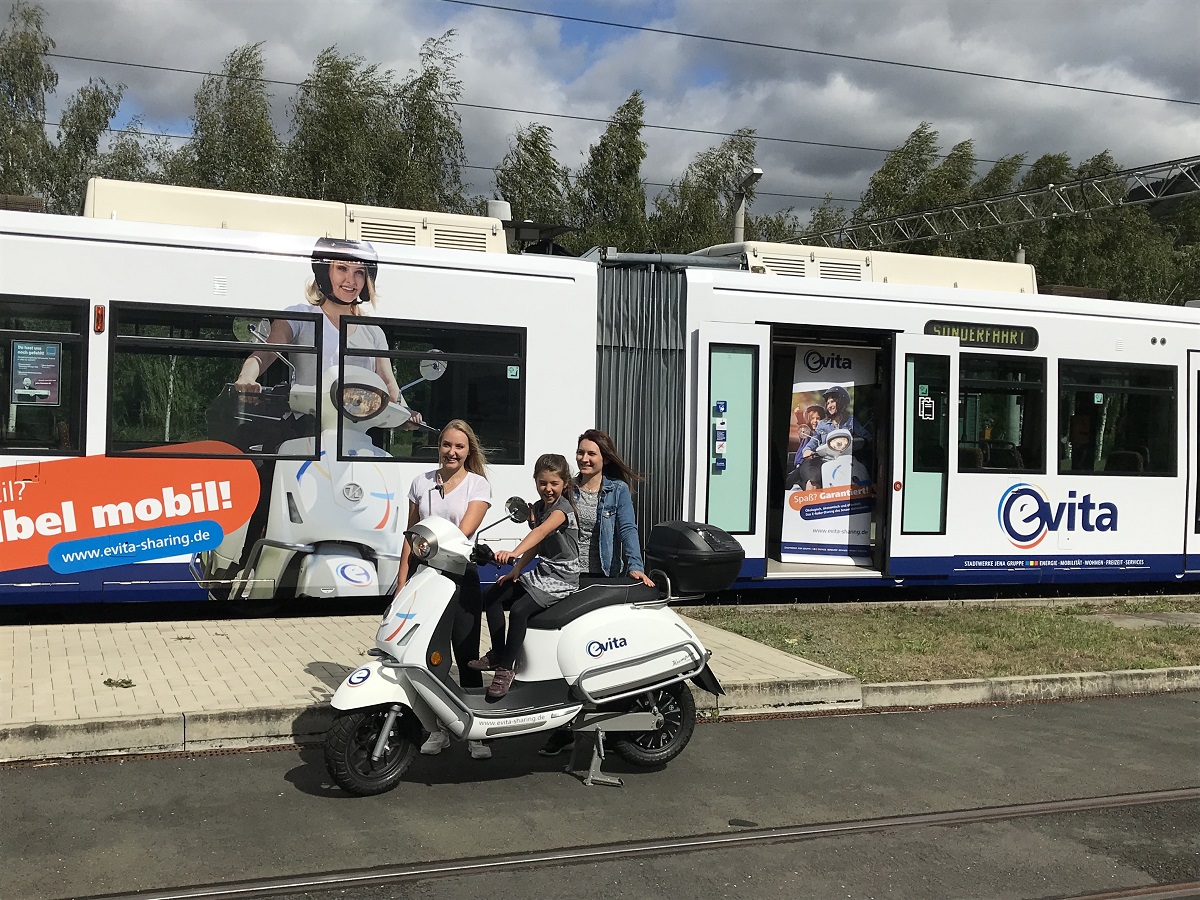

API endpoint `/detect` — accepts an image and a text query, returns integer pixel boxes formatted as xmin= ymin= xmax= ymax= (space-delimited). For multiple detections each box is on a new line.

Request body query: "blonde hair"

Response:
xmin=440 ymin=419 xmax=488 ymax=477
xmin=304 ymin=271 xmax=377 ymax=314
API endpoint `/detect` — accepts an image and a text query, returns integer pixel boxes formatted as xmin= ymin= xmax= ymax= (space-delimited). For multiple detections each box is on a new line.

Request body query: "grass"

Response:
xmin=685 ymin=598 xmax=1200 ymax=684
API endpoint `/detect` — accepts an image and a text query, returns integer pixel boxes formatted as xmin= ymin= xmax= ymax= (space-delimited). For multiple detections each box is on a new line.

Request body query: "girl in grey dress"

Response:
xmin=470 ymin=454 xmax=579 ymax=698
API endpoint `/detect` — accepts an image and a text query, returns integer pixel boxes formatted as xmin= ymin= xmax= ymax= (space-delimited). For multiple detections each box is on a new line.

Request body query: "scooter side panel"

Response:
xmin=376 ymin=566 xmax=457 ymax=657
xmin=557 ymin=606 xmax=706 ymax=699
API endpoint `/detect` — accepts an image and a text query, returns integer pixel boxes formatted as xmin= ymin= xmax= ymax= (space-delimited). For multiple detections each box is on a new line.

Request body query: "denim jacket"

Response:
xmin=579 ymin=477 xmax=646 ymax=577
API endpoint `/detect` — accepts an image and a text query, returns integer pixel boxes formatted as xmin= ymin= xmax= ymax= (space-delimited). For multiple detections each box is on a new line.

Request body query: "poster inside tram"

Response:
xmin=782 ymin=346 xmax=877 ymax=564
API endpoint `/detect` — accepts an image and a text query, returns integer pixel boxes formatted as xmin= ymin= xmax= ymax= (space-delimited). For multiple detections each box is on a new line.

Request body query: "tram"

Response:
xmin=1 ymin=188 xmax=1198 ymax=606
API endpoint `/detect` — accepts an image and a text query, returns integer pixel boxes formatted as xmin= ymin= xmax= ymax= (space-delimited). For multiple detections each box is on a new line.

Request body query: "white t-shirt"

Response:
xmin=282 ymin=303 xmax=387 ymax=386
xmin=407 ymin=470 xmax=492 ymax=533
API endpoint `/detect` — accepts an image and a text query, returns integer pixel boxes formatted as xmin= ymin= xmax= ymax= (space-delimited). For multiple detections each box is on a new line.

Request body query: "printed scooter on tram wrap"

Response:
xmin=191 ymin=318 xmax=445 ymax=610
xmin=323 ymin=500 xmax=745 ymax=794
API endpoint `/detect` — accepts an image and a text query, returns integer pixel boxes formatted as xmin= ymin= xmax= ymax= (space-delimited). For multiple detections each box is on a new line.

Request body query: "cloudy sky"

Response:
xmin=30 ymin=0 xmax=1200 ymax=220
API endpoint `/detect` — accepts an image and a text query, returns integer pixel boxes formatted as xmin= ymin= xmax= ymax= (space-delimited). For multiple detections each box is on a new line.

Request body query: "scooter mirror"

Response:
xmin=505 ymin=496 xmax=530 ymax=523
xmin=232 ymin=318 xmax=271 ymax=345
xmin=419 ymin=351 xmax=448 ymax=383
xmin=398 ymin=350 xmax=449 ymax=394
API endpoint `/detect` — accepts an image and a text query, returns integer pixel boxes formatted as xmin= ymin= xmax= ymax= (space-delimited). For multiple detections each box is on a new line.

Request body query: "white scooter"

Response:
xmin=191 ymin=354 xmax=441 ymax=610
xmin=323 ymin=503 xmax=745 ymax=794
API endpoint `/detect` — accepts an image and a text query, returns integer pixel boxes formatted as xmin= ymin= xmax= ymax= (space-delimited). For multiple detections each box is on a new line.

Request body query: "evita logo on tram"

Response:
xmin=803 ymin=350 xmax=855 ymax=374
xmin=998 ymin=484 xmax=1119 ymax=550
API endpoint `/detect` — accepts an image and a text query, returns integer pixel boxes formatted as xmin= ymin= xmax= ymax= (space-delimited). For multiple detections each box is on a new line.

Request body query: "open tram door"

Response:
xmin=885 ymin=333 xmax=960 ymax=577
xmin=1185 ymin=351 xmax=1200 ymax=572
xmin=691 ymin=322 xmax=771 ymax=578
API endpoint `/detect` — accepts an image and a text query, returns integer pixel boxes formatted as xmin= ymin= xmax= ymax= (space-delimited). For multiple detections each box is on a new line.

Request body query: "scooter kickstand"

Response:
xmin=565 ymin=727 xmax=622 ymax=787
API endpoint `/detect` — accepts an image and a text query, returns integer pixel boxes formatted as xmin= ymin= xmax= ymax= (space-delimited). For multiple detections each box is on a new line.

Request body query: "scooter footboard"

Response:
xmin=574 ymin=640 xmax=705 ymax=704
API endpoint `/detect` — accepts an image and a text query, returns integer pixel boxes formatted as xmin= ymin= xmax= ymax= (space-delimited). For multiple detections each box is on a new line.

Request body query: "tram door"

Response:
xmin=1185 ymin=351 xmax=1200 ymax=571
xmin=692 ymin=322 xmax=771 ymax=576
xmin=886 ymin=333 xmax=960 ymax=575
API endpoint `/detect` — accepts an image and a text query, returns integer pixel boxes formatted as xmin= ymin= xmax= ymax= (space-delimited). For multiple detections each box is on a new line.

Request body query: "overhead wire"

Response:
xmin=39 ymin=49 xmax=1024 ymax=167
xmin=33 ymin=118 xmax=862 ymax=206
xmin=439 ymin=0 xmax=1197 ymax=106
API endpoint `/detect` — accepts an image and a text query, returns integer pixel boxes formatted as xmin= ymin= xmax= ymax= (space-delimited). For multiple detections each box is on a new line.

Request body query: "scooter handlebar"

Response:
xmin=470 ymin=543 xmax=496 ymax=567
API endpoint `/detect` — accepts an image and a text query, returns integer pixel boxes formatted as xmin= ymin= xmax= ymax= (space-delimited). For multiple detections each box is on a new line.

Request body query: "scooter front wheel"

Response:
xmin=610 ymin=681 xmax=696 ymax=767
xmin=324 ymin=706 xmax=419 ymax=796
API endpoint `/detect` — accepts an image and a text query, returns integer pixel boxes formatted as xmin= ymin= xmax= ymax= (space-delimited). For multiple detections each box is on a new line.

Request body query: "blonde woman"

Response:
xmin=399 ymin=420 xmax=493 ymax=759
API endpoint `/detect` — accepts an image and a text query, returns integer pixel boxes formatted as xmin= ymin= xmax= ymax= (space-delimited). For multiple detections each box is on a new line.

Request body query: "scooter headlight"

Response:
xmin=406 ymin=530 xmax=436 ymax=561
xmin=338 ymin=383 xmax=387 ymax=421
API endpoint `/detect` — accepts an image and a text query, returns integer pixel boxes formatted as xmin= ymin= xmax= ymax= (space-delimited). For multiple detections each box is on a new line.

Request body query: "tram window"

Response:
xmin=108 ymin=304 xmax=321 ymax=458
xmin=1058 ymin=362 xmax=1175 ymax=476
xmin=347 ymin=318 xmax=526 ymax=464
xmin=902 ymin=353 xmax=949 ymax=534
xmin=0 ymin=296 xmax=86 ymax=456
xmin=958 ymin=354 xmax=1045 ymax=473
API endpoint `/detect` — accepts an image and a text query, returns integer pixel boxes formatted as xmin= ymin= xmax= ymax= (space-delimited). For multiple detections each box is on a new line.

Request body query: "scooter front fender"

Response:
xmin=331 ymin=660 xmax=416 ymax=712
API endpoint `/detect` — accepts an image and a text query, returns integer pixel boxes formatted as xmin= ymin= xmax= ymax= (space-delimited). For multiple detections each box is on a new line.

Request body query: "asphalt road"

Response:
xmin=3 ymin=693 xmax=1198 ymax=900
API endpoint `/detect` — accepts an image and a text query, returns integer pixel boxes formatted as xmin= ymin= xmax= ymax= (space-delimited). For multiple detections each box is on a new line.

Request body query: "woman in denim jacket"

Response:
xmin=573 ymin=429 xmax=654 ymax=586
xmin=538 ymin=428 xmax=653 ymax=757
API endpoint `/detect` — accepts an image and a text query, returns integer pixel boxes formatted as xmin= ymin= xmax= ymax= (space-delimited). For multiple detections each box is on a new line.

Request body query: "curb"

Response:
xmin=4 ymin=667 xmax=1199 ymax=763
xmin=860 ymin=666 xmax=1200 ymax=709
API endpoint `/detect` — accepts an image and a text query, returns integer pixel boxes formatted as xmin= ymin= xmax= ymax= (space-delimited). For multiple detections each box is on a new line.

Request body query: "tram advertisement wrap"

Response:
xmin=0 ymin=443 xmax=258 ymax=574
xmin=782 ymin=346 xmax=876 ymax=564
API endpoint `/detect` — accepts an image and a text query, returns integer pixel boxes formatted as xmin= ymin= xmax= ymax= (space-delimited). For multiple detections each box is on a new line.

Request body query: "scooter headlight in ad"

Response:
xmin=338 ymin=383 xmax=387 ymax=421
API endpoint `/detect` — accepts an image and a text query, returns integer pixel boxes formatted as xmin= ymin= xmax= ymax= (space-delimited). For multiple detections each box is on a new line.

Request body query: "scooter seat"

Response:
xmin=527 ymin=580 xmax=663 ymax=630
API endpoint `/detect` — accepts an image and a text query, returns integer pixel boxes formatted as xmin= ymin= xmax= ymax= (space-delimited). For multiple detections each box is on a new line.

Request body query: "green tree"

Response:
xmin=1012 ymin=152 xmax=1178 ymax=302
xmin=387 ymin=31 xmax=468 ymax=213
xmin=797 ymin=194 xmax=849 ymax=242
xmin=564 ymin=90 xmax=650 ymax=254
xmin=949 ymin=152 xmax=1027 ymax=260
xmin=0 ymin=0 xmax=55 ymax=196
xmin=42 ymin=77 xmax=121 ymax=213
xmin=1165 ymin=197 xmax=1200 ymax=304
xmin=853 ymin=122 xmax=942 ymax=225
xmin=749 ymin=206 xmax=806 ymax=244
xmin=493 ymin=122 xmax=569 ymax=226
xmin=648 ymin=127 xmax=758 ymax=253
xmin=175 ymin=43 xmax=279 ymax=194
xmin=283 ymin=46 xmax=397 ymax=204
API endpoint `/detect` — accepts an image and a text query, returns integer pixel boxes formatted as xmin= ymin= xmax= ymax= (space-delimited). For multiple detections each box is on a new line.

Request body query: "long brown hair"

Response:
xmin=577 ymin=428 xmax=642 ymax=485
xmin=440 ymin=419 xmax=488 ymax=477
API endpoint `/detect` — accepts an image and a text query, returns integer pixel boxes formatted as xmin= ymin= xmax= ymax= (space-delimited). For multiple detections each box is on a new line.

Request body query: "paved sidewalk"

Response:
xmin=1 ymin=613 xmax=1198 ymax=763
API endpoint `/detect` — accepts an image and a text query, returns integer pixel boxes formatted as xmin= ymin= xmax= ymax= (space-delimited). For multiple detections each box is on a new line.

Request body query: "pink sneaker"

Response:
xmin=487 ymin=667 xmax=515 ymax=698
xmin=467 ymin=650 xmax=499 ymax=671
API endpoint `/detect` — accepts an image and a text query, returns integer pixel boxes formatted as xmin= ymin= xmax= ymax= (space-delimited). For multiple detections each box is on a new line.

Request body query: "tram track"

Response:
xmin=73 ymin=786 xmax=1200 ymax=900
xmin=1054 ymin=884 xmax=1200 ymax=900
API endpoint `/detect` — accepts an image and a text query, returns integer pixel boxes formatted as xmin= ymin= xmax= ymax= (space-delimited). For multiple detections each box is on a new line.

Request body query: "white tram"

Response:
xmin=1 ymin=188 xmax=1197 ymax=605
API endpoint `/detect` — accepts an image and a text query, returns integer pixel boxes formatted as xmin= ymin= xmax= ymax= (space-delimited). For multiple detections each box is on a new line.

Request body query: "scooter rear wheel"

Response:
xmin=325 ymin=706 xmax=419 ymax=796
xmin=610 ymin=681 xmax=696 ymax=767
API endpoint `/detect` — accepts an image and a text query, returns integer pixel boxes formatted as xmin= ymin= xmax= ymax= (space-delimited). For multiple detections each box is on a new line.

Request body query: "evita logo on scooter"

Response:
xmin=587 ymin=636 xmax=629 ymax=657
